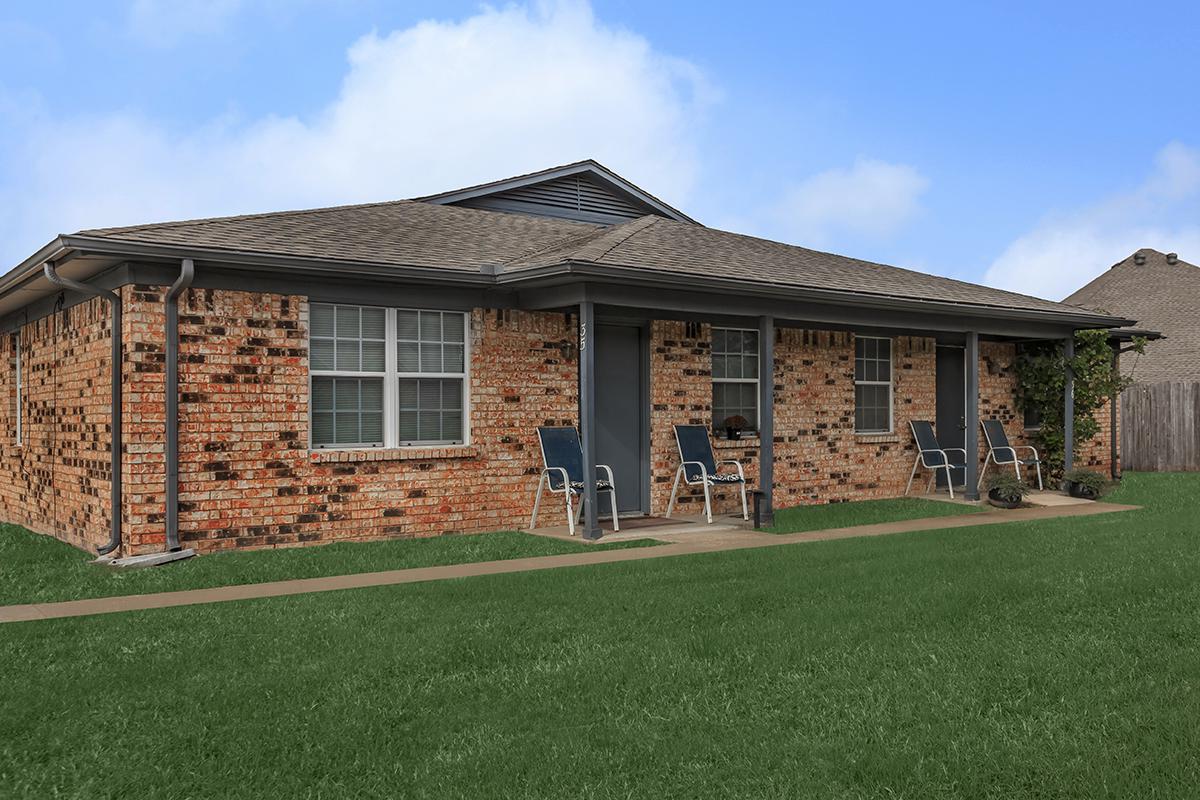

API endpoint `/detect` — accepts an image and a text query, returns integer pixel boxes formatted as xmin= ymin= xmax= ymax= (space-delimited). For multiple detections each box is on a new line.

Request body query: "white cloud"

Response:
xmin=127 ymin=0 xmax=245 ymax=45
xmin=1 ymin=1 xmax=709 ymax=267
xmin=773 ymin=157 xmax=930 ymax=246
xmin=984 ymin=141 xmax=1200 ymax=300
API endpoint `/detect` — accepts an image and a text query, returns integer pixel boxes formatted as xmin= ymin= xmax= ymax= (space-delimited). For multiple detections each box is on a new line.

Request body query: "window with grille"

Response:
xmin=854 ymin=336 xmax=893 ymax=433
xmin=309 ymin=304 xmax=468 ymax=448
xmin=712 ymin=327 xmax=758 ymax=432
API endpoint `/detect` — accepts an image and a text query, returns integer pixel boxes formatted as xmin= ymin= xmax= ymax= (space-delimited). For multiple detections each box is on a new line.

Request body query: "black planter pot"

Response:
xmin=987 ymin=487 xmax=1022 ymax=509
xmin=1064 ymin=480 xmax=1100 ymax=500
xmin=725 ymin=427 xmax=741 ymax=441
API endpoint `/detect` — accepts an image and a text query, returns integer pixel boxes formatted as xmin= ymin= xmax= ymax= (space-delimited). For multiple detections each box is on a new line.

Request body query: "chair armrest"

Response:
xmin=991 ymin=446 xmax=1018 ymax=462
xmin=941 ymin=447 xmax=968 ymax=467
xmin=717 ymin=459 xmax=746 ymax=480
xmin=1017 ymin=446 xmax=1040 ymax=460
xmin=680 ymin=460 xmax=709 ymax=482
xmin=595 ymin=464 xmax=616 ymax=485
xmin=541 ymin=466 xmax=571 ymax=491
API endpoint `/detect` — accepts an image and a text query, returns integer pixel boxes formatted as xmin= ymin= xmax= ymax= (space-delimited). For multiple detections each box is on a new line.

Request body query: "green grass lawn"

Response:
xmin=3 ymin=473 xmax=1198 ymax=799
xmin=0 ymin=527 xmax=657 ymax=606
xmin=765 ymin=495 xmax=981 ymax=533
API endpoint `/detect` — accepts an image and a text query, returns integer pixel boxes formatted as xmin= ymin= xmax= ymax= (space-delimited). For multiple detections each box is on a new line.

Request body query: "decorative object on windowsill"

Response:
xmin=722 ymin=415 xmax=750 ymax=441
xmin=985 ymin=473 xmax=1029 ymax=509
xmin=1062 ymin=468 xmax=1106 ymax=500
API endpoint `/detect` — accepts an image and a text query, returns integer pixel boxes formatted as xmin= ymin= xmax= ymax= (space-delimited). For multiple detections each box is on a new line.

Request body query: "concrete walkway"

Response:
xmin=0 ymin=501 xmax=1137 ymax=624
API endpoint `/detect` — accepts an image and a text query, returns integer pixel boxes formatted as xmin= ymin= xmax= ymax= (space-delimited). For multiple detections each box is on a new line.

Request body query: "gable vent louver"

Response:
xmin=456 ymin=174 xmax=649 ymax=224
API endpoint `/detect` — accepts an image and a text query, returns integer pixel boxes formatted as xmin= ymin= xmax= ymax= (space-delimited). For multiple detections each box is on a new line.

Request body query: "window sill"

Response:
xmin=856 ymin=432 xmax=901 ymax=444
xmin=310 ymin=444 xmax=479 ymax=463
xmin=713 ymin=436 xmax=760 ymax=449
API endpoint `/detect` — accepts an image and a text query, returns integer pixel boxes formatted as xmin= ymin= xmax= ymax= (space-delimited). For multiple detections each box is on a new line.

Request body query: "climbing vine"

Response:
xmin=1015 ymin=329 xmax=1144 ymax=483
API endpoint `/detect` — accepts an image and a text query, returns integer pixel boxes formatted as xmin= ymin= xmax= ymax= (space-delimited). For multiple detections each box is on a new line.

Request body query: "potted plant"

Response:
xmin=722 ymin=415 xmax=750 ymax=441
xmin=1062 ymin=468 xmax=1105 ymax=500
xmin=985 ymin=473 xmax=1029 ymax=509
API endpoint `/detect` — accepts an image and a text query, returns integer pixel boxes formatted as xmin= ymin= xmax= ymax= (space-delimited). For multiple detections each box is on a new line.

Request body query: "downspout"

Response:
xmin=43 ymin=261 xmax=123 ymax=555
xmin=1110 ymin=343 xmax=1120 ymax=481
xmin=164 ymin=259 xmax=194 ymax=551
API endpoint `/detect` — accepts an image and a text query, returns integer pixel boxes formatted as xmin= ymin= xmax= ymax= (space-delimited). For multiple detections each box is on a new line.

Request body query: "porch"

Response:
xmin=516 ymin=287 xmax=1087 ymax=541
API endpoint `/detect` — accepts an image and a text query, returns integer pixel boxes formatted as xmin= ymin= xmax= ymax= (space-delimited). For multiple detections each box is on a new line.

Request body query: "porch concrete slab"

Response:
xmin=1026 ymin=491 xmax=1095 ymax=507
xmin=0 ymin=501 xmax=1139 ymax=624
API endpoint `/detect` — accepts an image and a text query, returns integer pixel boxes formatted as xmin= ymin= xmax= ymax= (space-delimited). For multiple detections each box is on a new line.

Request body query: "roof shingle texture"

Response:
xmin=80 ymin=200 xmax=1101 ymax=317
xmin=80 ymin=200 xmax=596 ymax=272
xmin=1064 ymin=248 xmax=1200 ymax=382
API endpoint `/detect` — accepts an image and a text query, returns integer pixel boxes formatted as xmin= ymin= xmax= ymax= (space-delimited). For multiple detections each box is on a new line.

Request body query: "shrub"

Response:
xmin=985 ymin=473 xmax=1030 ymax=504
xmin=1064 ymin=468 xmax=1107 ymax=496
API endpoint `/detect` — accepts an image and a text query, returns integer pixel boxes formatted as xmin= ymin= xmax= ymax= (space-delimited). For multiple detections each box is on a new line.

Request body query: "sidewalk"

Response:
xmin=0 ymin=501 xmax=1137 ymax=624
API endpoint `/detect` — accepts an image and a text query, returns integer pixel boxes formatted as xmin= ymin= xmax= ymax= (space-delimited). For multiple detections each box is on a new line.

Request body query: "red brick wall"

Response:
xmin=146 ymin=290 xmax=579 ymax=553
xmin=0 ymin=295 xmax=117 ymax=551
xmin=0 ymin=283 xmax=1118 ymax=556
xmin=649 ymin=324 xmax=940 ymax=516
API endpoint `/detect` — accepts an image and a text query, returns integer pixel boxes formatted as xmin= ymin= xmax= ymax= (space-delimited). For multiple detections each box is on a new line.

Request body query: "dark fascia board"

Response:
xmin=498 ymin=260 xmax=1137 ymax=331
xmin=0 ymin=236 xmax=1133 ymax=336
xmin=413 ymin=160 xmax=699 ymax=225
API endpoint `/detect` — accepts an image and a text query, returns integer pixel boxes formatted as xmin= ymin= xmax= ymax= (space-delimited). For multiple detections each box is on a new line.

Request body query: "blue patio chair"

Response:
xmin=979 ymin=419 xmax=1043 ymax=491
xmin=665 ymin=424 xmax=748 ymax=524
xmin=905 ymin=420 xmax=968 ymax=500
xmin=529 ymin=426 xmax=618 ymax=535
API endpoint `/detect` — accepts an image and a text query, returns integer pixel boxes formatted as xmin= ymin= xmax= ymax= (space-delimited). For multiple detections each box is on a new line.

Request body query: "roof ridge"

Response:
xmin=587 ymin=215 xmax=662 ymax=262
xmin=496 ymin=222 xmax=616 ymax=267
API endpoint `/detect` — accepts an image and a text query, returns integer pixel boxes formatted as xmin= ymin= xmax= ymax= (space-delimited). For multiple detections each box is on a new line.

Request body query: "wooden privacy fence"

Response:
xmin=1120 ymin=381 xmax=1200 ymax=471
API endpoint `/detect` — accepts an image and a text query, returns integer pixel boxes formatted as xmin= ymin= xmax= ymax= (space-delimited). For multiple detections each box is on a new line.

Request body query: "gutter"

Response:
xmin=43 ymin=260 xmax=123 ymax=555
xmin=164 ymin=259 xmax=194 ymax=551
xmin=497 ymin=261 xmax=1137 ymax=330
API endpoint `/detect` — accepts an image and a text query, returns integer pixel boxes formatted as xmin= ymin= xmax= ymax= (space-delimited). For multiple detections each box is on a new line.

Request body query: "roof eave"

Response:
xmin=497 ymin=260 xmax=1136 ymax=329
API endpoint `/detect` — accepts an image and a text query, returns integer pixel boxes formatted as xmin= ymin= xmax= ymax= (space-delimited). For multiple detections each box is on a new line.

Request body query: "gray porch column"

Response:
xmin=578 ymin=300 xmax=602 ymax=540
xmin=964 ymin=332 xmax=980 ymax=501
xmin=1064 ymin=335 xmax=1075 ymax=473
xmin=757 ymin=316 xmax=775 ymax=526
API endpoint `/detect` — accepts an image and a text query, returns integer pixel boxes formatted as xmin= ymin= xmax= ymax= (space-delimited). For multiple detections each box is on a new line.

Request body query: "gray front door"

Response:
xmin=595 ymin=323 xmax=648 ymax=515
xmin=935 ymin=344 xmax=967 ymax=488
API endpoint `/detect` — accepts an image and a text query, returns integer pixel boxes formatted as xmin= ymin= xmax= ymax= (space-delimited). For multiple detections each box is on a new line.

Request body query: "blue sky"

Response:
xmin=2 ymin=1 xmax=1198 ymax=299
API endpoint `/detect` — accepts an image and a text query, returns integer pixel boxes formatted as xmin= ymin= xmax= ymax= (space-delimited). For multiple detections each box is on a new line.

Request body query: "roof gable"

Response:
xmin=413 ymin=160 xmax=697 ymax=225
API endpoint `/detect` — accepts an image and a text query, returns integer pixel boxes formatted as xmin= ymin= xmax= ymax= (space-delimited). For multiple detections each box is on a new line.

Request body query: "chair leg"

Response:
xmin=666 ymin=467 xmax=683 ymax=518
xmin=1035 ymin=461 xmax=1044 ymax=491
xmin=702 ymin=482 xmax=713 ymax=524
xmin=944 ymin=466 xmax=955 ymax=500
xmin=978 ymin=455 xmax=991 ymax=490
xmin=609 ymin=487 xmax=620 ymax=532
xmin=565 ymin=491 xmax=576 ymax=536
xmin=575 ymin=492 xmax=584 ymax=527
xmin=739 ymin=483 xmax=749 ymax=521
xmin=1013 ymin=460 xmax=1022 ymax=482
xmin=530 ymin=475 xmax=546 ymax=530
xmin=926 ymin=471 xmax=936 ymax=495
xmin=905 ymin=455 xmax=921 ymax=496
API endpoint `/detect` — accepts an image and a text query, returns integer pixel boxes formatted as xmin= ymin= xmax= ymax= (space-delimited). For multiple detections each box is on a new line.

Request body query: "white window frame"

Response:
xmin=854 ymin=335 xmax=894 ymax=434
xmin=711 ymin=326 xmax=759 ymax=432
xmin=307 ymin=303 xmax=470 ymax=450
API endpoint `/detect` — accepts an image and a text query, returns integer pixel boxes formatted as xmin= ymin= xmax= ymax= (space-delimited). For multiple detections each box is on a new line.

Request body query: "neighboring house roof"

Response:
xmin=413 ymin=159 xmax=697 ymax=225
xmin=1064 ymin=248 xmax=1200 ymax=382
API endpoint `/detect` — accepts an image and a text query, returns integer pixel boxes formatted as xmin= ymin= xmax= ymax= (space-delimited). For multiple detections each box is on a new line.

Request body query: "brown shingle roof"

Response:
xmin=75 ymin=196 xmax=1116 ymax=320
xmin=1065 ymin=248 xmax=1200 ymax=381
xmin=505 ymin=215 xmax=1084 ymax=314
xmin=80 ymin=200 xmax=596 ymax=272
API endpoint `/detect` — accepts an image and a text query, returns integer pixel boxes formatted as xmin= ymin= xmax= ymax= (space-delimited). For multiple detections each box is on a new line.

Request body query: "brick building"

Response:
xmin=0 ymin=161 xmax=1135 ymax=556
